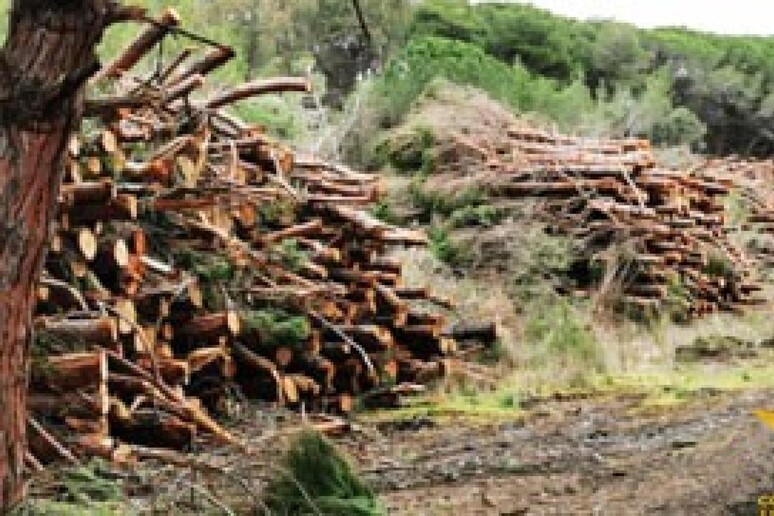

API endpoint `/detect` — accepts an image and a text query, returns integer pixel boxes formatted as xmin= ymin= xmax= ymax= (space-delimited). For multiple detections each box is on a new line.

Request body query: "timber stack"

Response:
xmin=28 ymin=9 xmax=469 ymax=465
xmin=426 ymin=127 xmax=766 ymax=316
xmin=694 ymin=157 xmax=774 ymax=269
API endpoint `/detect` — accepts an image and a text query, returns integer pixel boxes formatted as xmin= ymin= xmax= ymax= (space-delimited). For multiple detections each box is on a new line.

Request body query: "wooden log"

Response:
xmin=135 ymin=357 xmax=190 ymax=386
xmin=60 ymin=179 xmax=117 ymax=207
xmin=231 ymin=342 xmax=284 ymax=404
xmin=66 ymin=194 xmax=138 ymax=224
xmin=205 ymin=77 xmax=312 ymax=109
xmin=443 ymin=322 xmax=498 ymax=342
xmin=176 ymin=312 xmax=241 ymax=341
xmin=32 ymin=350 xmax=108 ymax=393
xmin=95 ymin=7 xmax=181 ymax=81
xmin=163 ymin=74 xmax=205 ymax=105
xmin=114 ymin=298 xmax=138 ymax=336
xmin=34 ymin=318 xmax=118 ymax=348
xmin=111 ymin=406 xmax=196 ymax=451
xmin=166 ymin=46 xmax=235 ymax=87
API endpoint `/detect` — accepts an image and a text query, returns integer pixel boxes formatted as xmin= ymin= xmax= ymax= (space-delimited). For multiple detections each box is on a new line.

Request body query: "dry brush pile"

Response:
xmin=27 ymin=10 xmax=485 ymax=468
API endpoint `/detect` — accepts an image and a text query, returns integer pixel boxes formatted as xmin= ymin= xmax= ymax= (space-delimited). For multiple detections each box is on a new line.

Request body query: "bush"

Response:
xmin=263 ymin=431 xmax=385 ymax=515
xmin=651 ymin=106 xmax=707 ymax=146
xmin=372 ymin=126 xmax=436 ymax=173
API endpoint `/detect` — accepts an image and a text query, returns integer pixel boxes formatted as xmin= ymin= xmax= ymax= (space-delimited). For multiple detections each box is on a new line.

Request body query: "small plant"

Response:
xmin=703 ymin=251 xmax=733 ymax=278
xmin=174 ymin=249 xmax=234 ymax=283
xmin=263 ymin=431 xmax=385 ymax=515
xmin=428 ymin=226 xmax=470 ymax=266
xmin=408 ymin=180 xmax=488 ymax=220
xmin=448 ymin=204 xmax=502 ymax=228
xmin=268 ymin=239 xmax=309 ymax=273
xmin=374 ymin=126 xmax=437 ymax=173
xmin=370 ymin=200 xmax=400 ymax=224
xmin=242 ymin=309 xmax=311 ymax=349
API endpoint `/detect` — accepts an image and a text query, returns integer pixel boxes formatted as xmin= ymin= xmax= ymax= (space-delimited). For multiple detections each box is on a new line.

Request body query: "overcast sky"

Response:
xmin=494 ymin=1 xmax=774 ymax=35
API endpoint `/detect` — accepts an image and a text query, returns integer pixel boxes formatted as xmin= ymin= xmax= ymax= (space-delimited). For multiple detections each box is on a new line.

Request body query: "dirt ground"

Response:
xmin=338 ymin=388 xmax=774 ymax=515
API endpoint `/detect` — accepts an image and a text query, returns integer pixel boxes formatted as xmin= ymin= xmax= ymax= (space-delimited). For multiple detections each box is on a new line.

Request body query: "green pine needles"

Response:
xmin=263 ymin=431 xmax=385 ymax=516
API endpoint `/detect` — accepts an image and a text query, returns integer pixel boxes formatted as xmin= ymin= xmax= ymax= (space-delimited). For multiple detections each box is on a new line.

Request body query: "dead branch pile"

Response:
xmin=28 ymin=9 xmax=473 ymax=465
xmin=428 ymin=127 xmax=765 ymax=316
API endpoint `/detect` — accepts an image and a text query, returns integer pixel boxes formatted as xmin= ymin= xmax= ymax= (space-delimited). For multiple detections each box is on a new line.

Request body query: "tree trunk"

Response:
xmin=0 ymin=1 xmax=124 ymax=509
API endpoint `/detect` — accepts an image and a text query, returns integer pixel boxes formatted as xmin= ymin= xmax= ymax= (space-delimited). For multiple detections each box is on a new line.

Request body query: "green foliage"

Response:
xmin=703 ymin=252 xmax=733 ymax=278
xmin=589 ymin=22 xmax=647 ymax=88
xmin=263 ymin=431 xmax=385 ymax=516
xmin=428 ymin=226 xmax=470 ymax=266
xmin=408 ymin=180 xmax=488 ymax=218
xmin=230 ymin=97 xmax=303 ymax=140
xmin=510 ymin=229 xmax=575 ymax=300
xmin=448 ymin=204 xmax=502 ymax=229
xmin=406 ymin=1 xmax=774 ymax=155
xmin=258 ymin=199 xmax=297 ymax=227
xmin=174 ymin=249 xmax=234 ymax=283
xmin=411 ymin=0 xmax=588 ymax=81
xmin=268 ymin=239 xmax=309 ymax=272
xmin=368 ymin=35 xmax=575 ymax=129
xmin=651 ymin=106 xmax=707 ymax=146
xmin=370 ymin=200 xmax=400 ymax=224
xmin=373 ymin=126 xmax=436 ymax=173
xmin=242 ymin=309 xmax=311 ymax=348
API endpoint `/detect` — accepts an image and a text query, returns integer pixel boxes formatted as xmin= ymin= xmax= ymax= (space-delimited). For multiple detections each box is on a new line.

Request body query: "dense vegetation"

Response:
xmin=397 ymin=0 xmax=774 ymax=155
xmin=2 ymin=0 xmax=773 ymax=153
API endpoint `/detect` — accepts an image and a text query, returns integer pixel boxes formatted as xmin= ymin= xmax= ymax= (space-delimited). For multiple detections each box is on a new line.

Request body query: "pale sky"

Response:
xmin=484 ymin=1 xmax=774 ymax=35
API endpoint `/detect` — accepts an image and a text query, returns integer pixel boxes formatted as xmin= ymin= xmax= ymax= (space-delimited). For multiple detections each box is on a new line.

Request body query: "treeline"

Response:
xmin=2 ymin=1 xmax=772 ymax=154
xmin=404 ymin=0 xmax=774 ymax=155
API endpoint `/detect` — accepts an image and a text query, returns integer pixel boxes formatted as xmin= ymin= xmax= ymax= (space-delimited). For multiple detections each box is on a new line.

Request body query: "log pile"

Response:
xmin=429 ymin=127 xmax=765 ymax=316
xmin=694 ymin=157 xmax=774 ymax=270
xmin=28 ymin=10 xmax=464 ymax=464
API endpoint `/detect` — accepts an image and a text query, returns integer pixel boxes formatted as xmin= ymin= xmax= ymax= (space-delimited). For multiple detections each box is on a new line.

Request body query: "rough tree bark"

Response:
xmin=0 ymin=0 xmax=140 ymax=509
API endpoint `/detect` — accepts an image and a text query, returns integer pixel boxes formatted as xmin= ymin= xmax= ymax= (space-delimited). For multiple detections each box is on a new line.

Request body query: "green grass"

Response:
xmin=360 ymin=353 xmax=774 ymax=424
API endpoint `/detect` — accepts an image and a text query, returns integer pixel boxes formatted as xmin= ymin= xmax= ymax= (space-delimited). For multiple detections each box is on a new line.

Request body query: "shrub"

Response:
xmin=263 ymin=431 xmax=385 ymax=515
xmin=372 ymin=126 xmax=436 ymax=173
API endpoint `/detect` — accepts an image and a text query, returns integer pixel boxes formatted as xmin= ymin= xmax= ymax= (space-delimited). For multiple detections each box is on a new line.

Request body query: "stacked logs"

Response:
xmin=430 ymin=127 xmax=765 ymax=316
xmin=694 ymin=157 xmax=774 ymax=269
xmin=28 ymin=10 xmax=466 ymax=464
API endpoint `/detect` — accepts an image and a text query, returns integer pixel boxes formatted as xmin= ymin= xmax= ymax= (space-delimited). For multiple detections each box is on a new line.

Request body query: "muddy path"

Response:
xmin=339 ymin=388 xmax=774 ymax=515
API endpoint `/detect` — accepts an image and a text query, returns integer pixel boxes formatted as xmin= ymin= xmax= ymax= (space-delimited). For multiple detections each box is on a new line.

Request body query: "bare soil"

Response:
xmin=341 ymin=388 xmax=774 ymax=515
